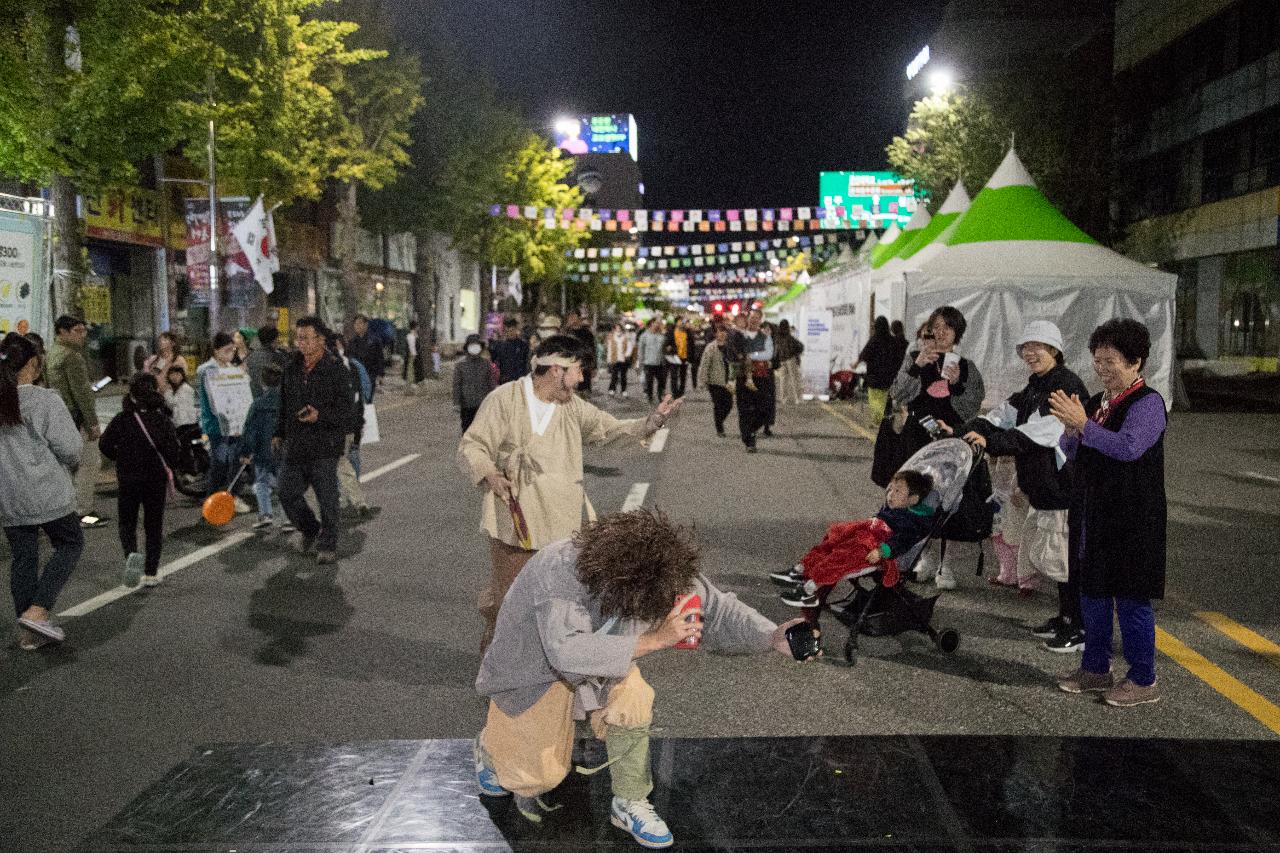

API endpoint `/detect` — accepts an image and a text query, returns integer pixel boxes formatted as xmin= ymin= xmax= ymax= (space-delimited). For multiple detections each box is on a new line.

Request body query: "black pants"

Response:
xmin=279 ymin=455 xmax=341 ymax=552
xmin=670 ymin=362 xmax=688 ymax=397
xmin=403 ymin=353 xmax=424 ymax=383
xmin=709 ymin=385 xmax=734 ymax=434
xmin=609 ymin=362 xmax=629 ymax=393
xmin=644 ymin=365 xmax=667 ymax=401
xmin=4 ymin=513 xmax=83 ymax=615
xmin=736 ymin=373 xmax=775 ymax=447
xmin=118 ymin=478 xmax=167 ymax=574
xmin=689 ymin=351 xmax=702 ymax=388
xmin=460 ymin=406 xmax=480 ymax=433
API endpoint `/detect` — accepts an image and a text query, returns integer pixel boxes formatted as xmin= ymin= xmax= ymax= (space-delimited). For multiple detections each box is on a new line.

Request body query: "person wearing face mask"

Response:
xmin=951 ymin=321 xmax=1088 ymax=650
xmin=454 ymin=334 xmax=497 ymax=432
xmin=458 ymin=334 xmax=683 ymax=651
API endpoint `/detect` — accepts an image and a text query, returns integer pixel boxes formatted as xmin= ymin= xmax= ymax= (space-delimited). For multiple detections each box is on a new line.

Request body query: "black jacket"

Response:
xmin=876 ymin=504 xmax=936 ymax=558
xmin=346 ymin=332 xmax=385 ymax=380
xmin=99 ymin=399 xmax=182 ymax=485
xmin=964 ymin=364 xmax=1089 ymax=511
xmin=489 ymin=337 xmax=530 ymax=384
xmin=859 ymin=333 xmax=902 ymax=390
xmin=275 ymin=351 xmax=352 ymax=461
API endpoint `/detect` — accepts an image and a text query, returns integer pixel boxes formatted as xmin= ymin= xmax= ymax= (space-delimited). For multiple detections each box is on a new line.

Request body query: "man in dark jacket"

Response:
xmin=488 ymin=317 xmax=530 ymax=385
xmin=346 ymin=314 xmax=384 ymax=398
xmin=274 ymin=316 xmax=351 ymax=565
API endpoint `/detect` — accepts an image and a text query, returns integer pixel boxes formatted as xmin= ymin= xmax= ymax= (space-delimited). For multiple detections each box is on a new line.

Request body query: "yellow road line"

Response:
xmin=1194 ymin=611 xmax=1280 ymax=672
xmin=820 ymin=402 xmax=878 ymax=442
xmin=1155 ymin=626 xmax=1280 ymax=735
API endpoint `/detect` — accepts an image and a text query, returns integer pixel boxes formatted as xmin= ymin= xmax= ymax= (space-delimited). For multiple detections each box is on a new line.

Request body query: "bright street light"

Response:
xmin=554 ymin=117 xmax=580 ymax=136
xmin=929 ymin=69 xmax=954 ymax=94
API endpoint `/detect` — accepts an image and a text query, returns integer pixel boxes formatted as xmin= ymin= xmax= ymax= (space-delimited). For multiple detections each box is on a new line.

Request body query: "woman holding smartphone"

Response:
xmin=887 ymin=306 xmax=986 ymax=588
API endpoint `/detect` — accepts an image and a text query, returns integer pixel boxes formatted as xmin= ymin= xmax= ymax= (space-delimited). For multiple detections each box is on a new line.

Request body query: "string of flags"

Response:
xmin=569 ymin=247 xmax=814 ymax=273
xmin=489 ymin=203 xmax=885 ymax=233
xmin=567 ymin=233 xmax=843 ymax=259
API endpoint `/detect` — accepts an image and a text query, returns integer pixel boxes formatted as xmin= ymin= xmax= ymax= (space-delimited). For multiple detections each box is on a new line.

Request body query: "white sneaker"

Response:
xmin=934 ymin=566 xmax=957 ymax=590
xmin=610 ymin=797 xmax=673 ymax=849
xmin=142 ymin=575 xmax=162 ymax=588
xmin=233 ymin=497 xmax=252 ymax=514
xmin=122 ymin=552 xmax=143 ymax=588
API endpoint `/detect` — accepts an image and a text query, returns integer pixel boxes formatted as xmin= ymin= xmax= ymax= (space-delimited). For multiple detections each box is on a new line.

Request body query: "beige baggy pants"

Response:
xmin=480 ymin=666 xmax=655 ymax=800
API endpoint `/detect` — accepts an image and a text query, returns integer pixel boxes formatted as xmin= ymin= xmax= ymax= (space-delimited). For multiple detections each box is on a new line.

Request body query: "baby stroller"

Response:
xmin=810 ymin=438 xmax=984 ymax=664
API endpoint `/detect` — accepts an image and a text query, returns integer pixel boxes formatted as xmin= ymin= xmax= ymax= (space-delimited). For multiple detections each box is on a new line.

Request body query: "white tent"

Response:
xmin=872 ymin=182 xmax=970 ymax=325
xmin=903 ymin=150 xmax=1177 ymax=408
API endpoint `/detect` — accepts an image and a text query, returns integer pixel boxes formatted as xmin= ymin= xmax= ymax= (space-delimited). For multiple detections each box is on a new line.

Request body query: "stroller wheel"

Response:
xmin=937 ymin=629 xmax=960 ymax=654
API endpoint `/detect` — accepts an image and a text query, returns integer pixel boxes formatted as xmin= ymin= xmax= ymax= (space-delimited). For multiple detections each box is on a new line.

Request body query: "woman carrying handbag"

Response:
xmin=100 ymin=373 xmax=182 ymax=589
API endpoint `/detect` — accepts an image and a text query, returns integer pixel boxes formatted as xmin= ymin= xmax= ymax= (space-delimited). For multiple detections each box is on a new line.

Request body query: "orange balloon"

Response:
xmin=202 ymin=491 xmax=236 ymax=526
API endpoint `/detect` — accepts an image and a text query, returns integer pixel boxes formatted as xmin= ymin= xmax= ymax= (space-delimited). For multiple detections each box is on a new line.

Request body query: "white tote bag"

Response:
xmin=361 ymin=403 xmax=381 ymax=445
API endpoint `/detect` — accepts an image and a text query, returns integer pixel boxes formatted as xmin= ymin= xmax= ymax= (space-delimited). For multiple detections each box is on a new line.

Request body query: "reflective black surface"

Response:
xmin=77 ymin=736 xmax=1280 ymax=852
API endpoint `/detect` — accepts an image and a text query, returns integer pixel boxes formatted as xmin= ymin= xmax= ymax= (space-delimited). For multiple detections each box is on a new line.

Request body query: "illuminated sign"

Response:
xmin=906 ymin=45 xmax=931 ymax=80
xmin=554 ymin=114 xmax=639 ymax=161
xmin=818 ymin=171 xmax=920 ymax=228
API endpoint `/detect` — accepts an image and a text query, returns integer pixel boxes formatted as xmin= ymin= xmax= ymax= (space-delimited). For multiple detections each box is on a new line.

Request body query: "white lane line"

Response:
xmin=621 ymin=482 xmax=650 ymax=512
xmin=58 ymin=453 xmax=422 ymax=619
xmin=1241 ymin=470 xmax=1280 ymax=485
xmin=647 ymin=427 xmax=670 ymax=453
xmin=360 ymin=452 xmax=422 ymax=483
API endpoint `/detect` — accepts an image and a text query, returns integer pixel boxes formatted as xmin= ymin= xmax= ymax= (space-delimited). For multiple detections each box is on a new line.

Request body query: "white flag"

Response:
xmin=507 ymin=267 xmax=523 ymax=305
xmin=230 ymin=195 xmax=279 ymax=294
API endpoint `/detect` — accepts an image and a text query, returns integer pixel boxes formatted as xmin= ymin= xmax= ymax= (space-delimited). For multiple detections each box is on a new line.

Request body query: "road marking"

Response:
xmin=648 ymin=427 xmax=670 ymax=453
xmin=820 ymin=402 xmax=877 ymax=441
xmin=1156 ymin=626 xmax=1280 ymax=736
xmin=58 ymin=453 xmax=422 ymax=619
xmin=621 ymin=482 xmax=650 ymax=511
xmin=1195 ymin=611 xmax=1280 ymax=672
xmin=360 ymin=453 xmax=421 ymax=483
xmin=1240 ymin=470 xmax=1280 ymax=485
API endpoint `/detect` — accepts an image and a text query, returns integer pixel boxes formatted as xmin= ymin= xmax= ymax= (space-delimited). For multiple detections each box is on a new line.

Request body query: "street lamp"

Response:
xmin=929 ymin=69 xmax=954 ymax=95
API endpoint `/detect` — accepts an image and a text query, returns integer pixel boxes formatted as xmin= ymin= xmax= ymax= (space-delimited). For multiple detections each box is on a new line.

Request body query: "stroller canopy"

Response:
xmin=899 ymin=438 xmax=976 ymax=518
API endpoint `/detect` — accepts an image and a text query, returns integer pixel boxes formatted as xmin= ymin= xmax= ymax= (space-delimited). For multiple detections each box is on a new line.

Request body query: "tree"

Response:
xmin=886 ymin=68 xmax=1114 ymax=240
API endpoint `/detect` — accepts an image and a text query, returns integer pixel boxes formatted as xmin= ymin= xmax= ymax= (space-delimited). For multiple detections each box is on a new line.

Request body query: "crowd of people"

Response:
xmin=0 ymin=313 xmax=391 ymax=648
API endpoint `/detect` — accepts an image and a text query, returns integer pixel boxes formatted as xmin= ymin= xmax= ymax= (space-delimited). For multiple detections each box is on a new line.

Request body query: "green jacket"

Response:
xmin=47 ymin=339 xmax=98 ymax=430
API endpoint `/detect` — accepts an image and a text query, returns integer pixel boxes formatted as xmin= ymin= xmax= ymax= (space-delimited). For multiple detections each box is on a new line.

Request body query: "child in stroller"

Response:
xmin=769 ymin=470 xmax=935 ymax=608
xmin=766 ymin=438 xmax=982 ymax=662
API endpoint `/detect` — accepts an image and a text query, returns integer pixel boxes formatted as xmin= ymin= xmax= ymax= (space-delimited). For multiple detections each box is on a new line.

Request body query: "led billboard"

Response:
xmin=554 ymin=114 xmax=639 ymax=161
xmin=818 ymin=171 xmax=919 ymax=228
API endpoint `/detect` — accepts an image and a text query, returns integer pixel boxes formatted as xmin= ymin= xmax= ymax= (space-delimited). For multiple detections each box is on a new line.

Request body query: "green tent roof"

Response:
xmin=944 ymin=151 xmax=1097 ymax=246
xmin=765 ymin=280 xmax=807 ymax=308
xmin=868 ymin=224 xmax=901 ymax=267
xmin=896 ymin=210 xmax=962 ymax=260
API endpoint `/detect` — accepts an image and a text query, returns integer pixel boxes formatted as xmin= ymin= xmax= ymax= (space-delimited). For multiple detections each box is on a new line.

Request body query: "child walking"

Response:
xmin=240 ymin=364 xmax=283 ymax=530
xmin=99 ymin=372 xmax=181 ymax=588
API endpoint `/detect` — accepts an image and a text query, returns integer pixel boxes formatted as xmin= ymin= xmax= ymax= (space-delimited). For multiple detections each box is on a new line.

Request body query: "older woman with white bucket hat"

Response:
xmin=947 ymin=321 xmax=1090 ymax=652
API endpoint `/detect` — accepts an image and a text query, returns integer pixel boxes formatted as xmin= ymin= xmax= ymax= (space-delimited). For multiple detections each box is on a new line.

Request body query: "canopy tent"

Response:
xmin=867 ymin=223 xmax=901 ymax=268
xmin=871 ymin=182 xmax=969 ymax=326
xmin=904 ymin=149 xmax=1176 ymax=408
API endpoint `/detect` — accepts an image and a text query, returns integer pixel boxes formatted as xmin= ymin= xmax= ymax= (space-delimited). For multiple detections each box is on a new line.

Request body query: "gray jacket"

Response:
xmin=889 ymin=349 xmax=986 ymax=424
xmin=453 ymin=355 xmax=496 ymax=408
xmin=0 ymin=386 xmax=82 ymax=527
xmin=637 ymin=331 xmax=666 ymax=367
xmin=476 ymin=538 xmax=777 ymax=716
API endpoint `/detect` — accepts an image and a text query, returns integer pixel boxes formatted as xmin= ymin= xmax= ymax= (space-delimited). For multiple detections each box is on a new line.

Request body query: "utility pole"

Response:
xmin=206 ymin=71 xmax=220 ymax=334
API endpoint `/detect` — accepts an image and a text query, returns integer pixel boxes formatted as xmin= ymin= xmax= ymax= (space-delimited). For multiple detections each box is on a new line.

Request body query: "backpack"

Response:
xmin=940 ymin=456 xmax=995 ymax=544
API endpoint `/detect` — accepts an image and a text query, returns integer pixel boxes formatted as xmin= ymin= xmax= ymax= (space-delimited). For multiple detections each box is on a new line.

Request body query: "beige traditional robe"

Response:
xmin=458 ymin=380 xmax=650 ymax=549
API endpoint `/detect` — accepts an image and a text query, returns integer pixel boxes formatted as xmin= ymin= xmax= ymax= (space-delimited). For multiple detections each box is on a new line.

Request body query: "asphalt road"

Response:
xmin=2 ymin=371 xmax=1279 ymax=852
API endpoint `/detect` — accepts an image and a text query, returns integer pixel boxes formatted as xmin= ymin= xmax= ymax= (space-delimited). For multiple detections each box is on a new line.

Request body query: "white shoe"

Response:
xmin=934 ymin=567 xmax=957 ymax=590
xmin=233 ymin=497 xmax=252 ymax=514
xmin=610 ymin=797 xmax=673 ymax=848
xmin=122 ymin=552 xmax=143 ymax=588
xmin=142 ymin=575 xmax=162 ymax=588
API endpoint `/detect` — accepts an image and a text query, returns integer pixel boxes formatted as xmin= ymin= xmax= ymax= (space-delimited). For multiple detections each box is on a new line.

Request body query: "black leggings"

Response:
xmin=118 ymin=478 xmax=167 ymax=574
xmin=709 ymin=385 xmax=733 ymax=433
xmin=609 ymin=362 xmax=629 ymax=393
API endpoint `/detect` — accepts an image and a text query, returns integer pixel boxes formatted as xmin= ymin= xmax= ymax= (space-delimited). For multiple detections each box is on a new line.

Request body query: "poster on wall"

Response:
xmin=799 ymin=306 xmax=834 ymax=397
xmin=0 ymin=214 xmax=39 ymax=336
xmin=828 ymin=304 xmax=862 ymax=378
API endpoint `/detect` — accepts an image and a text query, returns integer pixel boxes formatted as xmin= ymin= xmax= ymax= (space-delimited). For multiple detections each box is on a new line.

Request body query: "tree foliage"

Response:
xmin=886 ymin=71 xmax=1113 ymax=240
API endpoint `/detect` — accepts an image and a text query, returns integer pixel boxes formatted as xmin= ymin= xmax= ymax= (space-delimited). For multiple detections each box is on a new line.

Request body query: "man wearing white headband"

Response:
xmin=458 ymin=334 xmax=682 ymax=650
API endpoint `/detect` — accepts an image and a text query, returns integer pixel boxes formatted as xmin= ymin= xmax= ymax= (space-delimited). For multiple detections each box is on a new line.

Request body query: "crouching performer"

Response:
xmin=473 ymin=509 xmax=810 ymax=849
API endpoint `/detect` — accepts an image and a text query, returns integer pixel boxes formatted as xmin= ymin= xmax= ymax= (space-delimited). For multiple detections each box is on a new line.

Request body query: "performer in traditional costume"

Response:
xmin=458 ymin=334 xmax=682 ymax=650
xmin=473 ymin=509 xmax=810 ymax=848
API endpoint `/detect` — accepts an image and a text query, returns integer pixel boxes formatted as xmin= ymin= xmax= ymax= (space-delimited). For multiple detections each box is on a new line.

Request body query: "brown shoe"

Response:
xmin=315 ymin=550 xmax=337 ymax=565
xmin=1056 ymin=667 xmax=1115 ymax=694
xmin=1104 ymin=678 xmax=1160 ymax=707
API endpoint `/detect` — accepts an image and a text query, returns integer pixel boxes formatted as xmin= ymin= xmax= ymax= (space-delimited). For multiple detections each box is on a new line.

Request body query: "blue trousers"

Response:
xmin=208 ymin=436 xmax=241 ymax=495
xmin=1080 ymin=593 xmax=1156 ymax=687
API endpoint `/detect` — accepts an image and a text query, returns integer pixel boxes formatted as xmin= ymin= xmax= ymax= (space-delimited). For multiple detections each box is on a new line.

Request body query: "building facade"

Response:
xmin=1114 ymin=0 xmax=1280 ymax=367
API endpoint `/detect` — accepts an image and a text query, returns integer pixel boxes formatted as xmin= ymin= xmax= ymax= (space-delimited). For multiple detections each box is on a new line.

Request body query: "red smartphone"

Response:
xmin=675 ymin=593 xmax=701 ymax=650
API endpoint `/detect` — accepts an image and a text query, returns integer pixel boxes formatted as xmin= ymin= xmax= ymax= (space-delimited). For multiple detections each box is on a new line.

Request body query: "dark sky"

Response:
xmin=385 ymin=0 xmax=946 ymax=210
